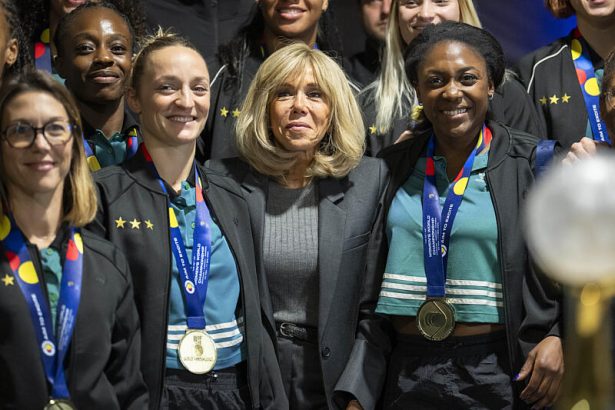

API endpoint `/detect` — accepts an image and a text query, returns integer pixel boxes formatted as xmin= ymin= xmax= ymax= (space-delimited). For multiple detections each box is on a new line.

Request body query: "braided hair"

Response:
xmin=0 ymin=0 xmax=32 ymax=80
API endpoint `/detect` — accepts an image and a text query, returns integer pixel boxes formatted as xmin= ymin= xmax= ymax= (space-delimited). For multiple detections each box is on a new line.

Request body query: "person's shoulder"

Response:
xmin=517 ymin=36 xmax=570 ymax=80
xmin=93 ymin=164 xmax=138 ymax=198
xmin=350 ymin=156 xmax=387 ymax=177
xmin=492 ymin=121 xmax=541 ymax=159
xmin=81 ymin=229 xmax=131 ymax=283
xmin=205 ymin=157 xmax=250 ymax=177
xmin=93 ymin=164 xmax=125 ymax=178
xmin=200 ymin=160 xmax=246 ymax=198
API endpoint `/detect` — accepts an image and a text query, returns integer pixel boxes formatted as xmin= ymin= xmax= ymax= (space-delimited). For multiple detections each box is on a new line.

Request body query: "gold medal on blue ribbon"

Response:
xmin=178 ymin=329 xmax=218 ymax=374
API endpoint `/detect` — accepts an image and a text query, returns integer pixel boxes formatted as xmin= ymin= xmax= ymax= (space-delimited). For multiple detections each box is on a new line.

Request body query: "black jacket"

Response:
xmin=207 ymin=156 xmax=389 ymax=409
xmin=0 ymin=229 xmax=148 ymax=409
xmin=199 ymin=52 xmax=265 ymax=161
xmin=517 ymin=33 xmax=600 ymax=148
xmin=89 ymin=150 xmax=287 ymax=409
xmin=335 ymin=120 xmax=562 ymax=409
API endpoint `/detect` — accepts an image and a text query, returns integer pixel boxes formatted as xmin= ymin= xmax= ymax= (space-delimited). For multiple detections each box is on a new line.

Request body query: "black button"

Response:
xmin=321 ymin=347 xmax=331 ymax=359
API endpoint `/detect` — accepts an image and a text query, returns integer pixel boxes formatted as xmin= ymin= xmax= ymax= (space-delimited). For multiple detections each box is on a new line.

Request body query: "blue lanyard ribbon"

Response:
xmin=570 ymin=28 xmax=610 ymax=144
xmin=2 ymin=217 xmax=83 ymax=399
xmin=141 ymin=145 xmax=212 ymax=330
xmin=422 ymin=125 xmax=489 ymax=298
xmin=83 ymin=126 xmax=140 ymax=171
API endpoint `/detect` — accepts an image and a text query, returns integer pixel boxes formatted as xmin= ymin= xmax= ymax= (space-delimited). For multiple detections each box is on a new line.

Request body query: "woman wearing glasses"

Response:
xmin=0 ymin=70 xmax=148 ymax=408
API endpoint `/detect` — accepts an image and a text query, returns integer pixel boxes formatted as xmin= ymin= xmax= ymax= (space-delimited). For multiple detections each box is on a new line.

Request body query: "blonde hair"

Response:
xmin=130 ymin=27 xmax=201 ymax=92
xmin=367 ymin=0 xmax=482 ymax=135
xmin=0 ymin=70 xmax=97 ymax=227
xmin=235 ymin=42 xmax=364 ymax=179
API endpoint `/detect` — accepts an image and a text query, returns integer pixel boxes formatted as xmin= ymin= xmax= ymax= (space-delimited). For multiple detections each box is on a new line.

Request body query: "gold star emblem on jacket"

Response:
xmin=549 ymin=94 xmax=559 ymax=104
xmin=115 ymin=216 xmax=126 ymax=228
xmin=2 ymin=274 xmax=14 ymax=286
xmin=561 ymin=93 xmax=571 ymax=103
xmin=232 ymin=108 xmax=241 ymax=118
xmin=220 ymin=106 xmax=229 ymax=118
xmin=145 ymin=220 xmax=154 ymax=230
xmin=539 ymin=96 xmax=548 ymax=105
xmin=130 ymin=219 xmax=141 ymax=229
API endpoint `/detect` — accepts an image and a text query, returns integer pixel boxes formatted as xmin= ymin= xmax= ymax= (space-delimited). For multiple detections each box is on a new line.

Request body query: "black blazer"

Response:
xmin=207 ymin=156 xmax=389 ymax=409
xmin=0 ymin=230 xmax=148 ymax=409
xmin=89 ymin=150 xmax=287 ymax=409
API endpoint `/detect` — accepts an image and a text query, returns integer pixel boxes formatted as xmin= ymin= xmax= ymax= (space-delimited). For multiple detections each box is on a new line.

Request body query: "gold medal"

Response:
xmin=417 ymin=299 xmax=455 ymax=341
xmin=44 ymin=399 xmax=77 ymax=410
xmin=178 ymin=329 xmax=217 ymax=374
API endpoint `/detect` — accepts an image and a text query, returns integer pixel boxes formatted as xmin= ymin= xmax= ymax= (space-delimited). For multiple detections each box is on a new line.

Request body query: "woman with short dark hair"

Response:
xmin=338 ymin=22 xmax=563 ymax=410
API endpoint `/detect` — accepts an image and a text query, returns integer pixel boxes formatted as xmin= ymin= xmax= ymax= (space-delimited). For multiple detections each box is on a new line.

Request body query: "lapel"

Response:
xmin=317 ymin=176 xmax=347 ymax=339
xmin=238 ymin=170 xmax=275 ymax=327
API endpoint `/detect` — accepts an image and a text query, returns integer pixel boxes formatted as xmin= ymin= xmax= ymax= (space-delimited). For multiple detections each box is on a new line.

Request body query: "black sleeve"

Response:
xmin=85 ymin=181 xmax=109 ymax=239
xmin=519 ymin=147 xmax=563 ymax=356
xmin=491 ymin=73 xmax=547 ymax=138
xmin=105 ymin=249 xmax=149 ymax=409
xmin=519 ymin=259 xmax=563 ymax=357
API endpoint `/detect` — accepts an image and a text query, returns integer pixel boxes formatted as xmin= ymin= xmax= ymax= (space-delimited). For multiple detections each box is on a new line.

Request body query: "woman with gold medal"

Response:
xmin=0 ymin=70 xmax=148 ymax=408
xmin=90 ymin=30 xmax=286 ymax=409
xmin=337 ymin=22 xmax=564 ymax=410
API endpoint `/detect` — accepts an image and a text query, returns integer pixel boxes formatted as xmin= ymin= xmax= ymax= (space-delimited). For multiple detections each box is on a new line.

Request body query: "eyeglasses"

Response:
xmin=1 ymin=120 xmax=74 ymax=149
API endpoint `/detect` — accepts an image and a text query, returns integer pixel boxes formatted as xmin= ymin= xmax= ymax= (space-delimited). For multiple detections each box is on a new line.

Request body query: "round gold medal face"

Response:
xmin=417 ymin=299 xmax=456 ymax=341
xmin=178 ymin=329 xmax=217 ymax=374
xmin=44 ymin=399 xmax=77 ymax=410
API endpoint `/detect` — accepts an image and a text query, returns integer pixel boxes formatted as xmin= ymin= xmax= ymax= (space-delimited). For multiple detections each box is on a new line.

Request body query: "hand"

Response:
xmin=395 ymin=130 xmax=413 ymax=144
xmin=562 ymin=137 xmax=608 ymax=165
xmin=516 ymin=336 xmax=564 ymax=409
xmin=346 ymin=399 xmax=363 ymax=410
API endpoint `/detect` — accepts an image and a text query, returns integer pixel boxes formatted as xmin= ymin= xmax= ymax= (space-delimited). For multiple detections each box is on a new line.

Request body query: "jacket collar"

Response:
xmin=122 ymin=147 xmax=209 ymax=196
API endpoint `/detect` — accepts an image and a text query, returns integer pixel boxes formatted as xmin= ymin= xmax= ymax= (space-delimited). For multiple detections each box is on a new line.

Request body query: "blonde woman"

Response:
xmin=0 ymin=70 xmax=147 ymax=408
xmin=208 ymin=42 xmax=389 ymax=409
xmin=363 ymin=0 xmax=543 ymax=156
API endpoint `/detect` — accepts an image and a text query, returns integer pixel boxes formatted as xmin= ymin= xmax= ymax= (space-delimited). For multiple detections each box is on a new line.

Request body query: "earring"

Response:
xmin=488 ymin=92 xmax=494 ymax=101
xmin=411 ymin=103 xmax=424 ymax=121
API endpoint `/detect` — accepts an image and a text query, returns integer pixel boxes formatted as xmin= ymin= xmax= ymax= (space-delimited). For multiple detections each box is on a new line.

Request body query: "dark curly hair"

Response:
xmin=53 ymin=1 xmax=136 ymax=57
xmin=217 ymin=2 xmax=344 ymax=102
xmin=0 ymin=0 xmax=32 ymax=79
xmin=18 ymin=0 xmax=145 ymax=58
xmin=404 ymin=21 xmax=505 ymax=90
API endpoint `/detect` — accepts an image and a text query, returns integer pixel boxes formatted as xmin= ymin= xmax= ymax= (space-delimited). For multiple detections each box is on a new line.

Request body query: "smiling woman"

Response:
xmin=54 ymin=2 xmax=138 ymax=170
xmin=89 ymin=29 xmax=287 ymax=409
xmin=337 ymin=22 xmax=563 ymax=410
xmin=0 ymin=69 xmax=148 ymax=409
xmin=208 ymin=42 xmax=389 ymax=409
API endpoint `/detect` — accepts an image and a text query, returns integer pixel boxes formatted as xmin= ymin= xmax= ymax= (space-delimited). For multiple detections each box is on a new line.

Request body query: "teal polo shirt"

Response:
xmin=165 ymin=181 xmax=246 ymax=370
xmin=376 ymin=149 xmax=504 ymax=324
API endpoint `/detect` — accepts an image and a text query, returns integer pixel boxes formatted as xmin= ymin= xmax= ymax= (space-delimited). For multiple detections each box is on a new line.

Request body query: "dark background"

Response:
xmin=337 ymin=0 xmax=577 ymax=64
xmin=145 ymin=0 xmax=578 ymax=67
